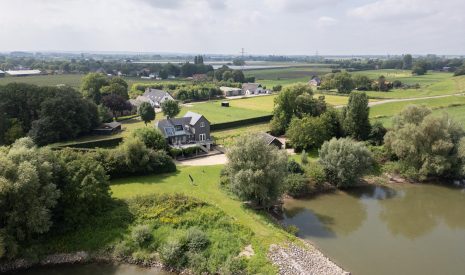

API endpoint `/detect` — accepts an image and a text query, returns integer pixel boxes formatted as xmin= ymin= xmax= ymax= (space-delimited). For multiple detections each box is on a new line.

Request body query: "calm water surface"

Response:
xmin=282 ymin=184 xmax=465 ymax=275
xmin=7 ymin=263 xmax=172 ymax=275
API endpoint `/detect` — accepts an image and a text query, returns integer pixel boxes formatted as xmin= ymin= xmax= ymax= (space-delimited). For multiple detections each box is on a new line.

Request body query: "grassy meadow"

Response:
xmin=245 ymin=65 xmax=334 ymax=87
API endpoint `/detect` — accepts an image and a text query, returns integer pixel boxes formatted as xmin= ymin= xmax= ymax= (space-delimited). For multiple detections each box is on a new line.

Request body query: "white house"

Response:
xmin=143 ymin=88 xmax=174 ymax=107
xmin=242 ymin=83 xmax=264 ymax=95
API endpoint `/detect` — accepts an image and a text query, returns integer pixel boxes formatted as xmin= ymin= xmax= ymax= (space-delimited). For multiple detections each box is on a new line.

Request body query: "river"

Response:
xmin=6 ymin=263 xmax=172 ymax=275
xmin=282 ymin=184 xmax=465 ymax=275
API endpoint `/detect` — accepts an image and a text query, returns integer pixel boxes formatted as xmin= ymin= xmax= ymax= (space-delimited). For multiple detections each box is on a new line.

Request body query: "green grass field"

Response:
xmin=371 ymin=95 xmax=465 ymax=127
xmin=111 ymin=165 xmax=291 ymax=271
xmin=245 ymin=65 xmax=334 ymax=87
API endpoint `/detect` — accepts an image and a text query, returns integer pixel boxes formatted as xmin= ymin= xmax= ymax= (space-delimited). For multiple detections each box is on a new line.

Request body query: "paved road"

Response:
xmin=335 ymin=92 xmax=465 ymax=108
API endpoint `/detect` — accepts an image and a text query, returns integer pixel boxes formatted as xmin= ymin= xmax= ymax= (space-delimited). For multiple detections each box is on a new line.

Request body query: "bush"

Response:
xmin=369 ymin=121 xmax=387 ymax=146
xmin=285 ymin=173 xmax=309 ymax=197
xmin=159 ymin=237 xmax=187 ymax=269
xmin=305 ymin=162 xmax=326 ymax=187
xmin=131 ymin=224 xmax=152 ymax=246
xmin=301 ymin=150 xmax=308 ymax=164
xmin=284 ymin=225 xmax=299 ymax=236
xmin=185 ymin=227 xmax=210 ymax=252
xmin=220 ymin=256 xmax=248 ymax=275
xmin=287 ymin=159 xmax=304 ymax=174
xmin=132 ymin=128 xmax=168 ymax=151
xmin=319 ymin=138 xmax=373 ymax=187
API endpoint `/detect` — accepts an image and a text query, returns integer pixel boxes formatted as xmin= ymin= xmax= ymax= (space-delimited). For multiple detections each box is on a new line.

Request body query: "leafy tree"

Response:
xmin=285 ymin=173 xmax=308 ymax=197
xmin=132 ymin=127 xmax=167 ymax=151
xmin=98 ymin=104 xmax=113 ymax=123
xmin=0 ymin=138 xmax=60 ymax=256
xmin=101 ymin=94 xmax=130 ymax=119
xmin=377 ymin=75 xmax=388 ymax=91
xmin=101 ymin=82 xmax=129 ymax=100
xmin=319 ymin=138 xmax=373 ymax=187
xmin=353 ymin=75 xmax=372 ymax=91
xmin=232 ymin=70 xmax=245 ymax=83
xmin=270 ymin=83 xmax=325 ymax=135
xmin=161 ymin=100 xmax=180 ymax=118
xmin=54 ymin=149 xmax=111 ymax=227
xmin=159 ymin=69 xmax=168 ymax=79
xmin=412 ymin=60 xmax=428 ymax=75
xmin=454 ymin=65 xmax=465 ymax=76
xmin=369 ymin=121 xmax=387 ymax=145
xmin=272 ymin=85 xmax=282 ymax=92
xmin=28 ymin=88 xmax=99 ymax=145
xmin=320 ymin=107 xmax=344 ymax=138
xmin=81 ymin=73 xmax=109 ymax=104
xmin=403 ymin=54 xmax=413 ymax=70
xmin=138 ymin=102 xmax=156 ymax=125
xmin=301 ymin=150 xmax=308 ymax=164
xmin=109 ymin=77 xmax=128 ymax=90
xmin=223 ymin=134 xmax=288 ymax=207
xmin=222 ymin=70 xmax=233 ymax=81
xmin=232 ymin=59 xmax=245 ymax=66
xmin=384 ymin=105 xmax=464 ymax=180
xmin=333 ymin=72 xmax=355 ymax=94
xmin=287 ymin=116 xmax=330 ymax=151
xmin=342 ymin=91 xmax=371 ymax=140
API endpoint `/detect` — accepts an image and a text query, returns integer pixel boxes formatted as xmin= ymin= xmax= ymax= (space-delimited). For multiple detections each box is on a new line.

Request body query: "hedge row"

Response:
xmin=210 ymin=115 xmax=273 ymax=131
xmin=56 ymin=137 xmax=123 ymax=149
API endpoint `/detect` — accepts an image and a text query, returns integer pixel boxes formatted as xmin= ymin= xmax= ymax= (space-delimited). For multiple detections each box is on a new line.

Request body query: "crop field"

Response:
xmin=245 ymin=65 xmax=334 ymax=87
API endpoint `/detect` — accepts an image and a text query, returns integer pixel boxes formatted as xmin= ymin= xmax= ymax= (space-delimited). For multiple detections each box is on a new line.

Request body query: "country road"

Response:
xmin=335 ymin=92 xmax=465 ymax=108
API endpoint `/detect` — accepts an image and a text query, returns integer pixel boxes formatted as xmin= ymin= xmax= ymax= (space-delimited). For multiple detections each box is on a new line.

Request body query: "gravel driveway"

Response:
xmin=177 ymin=154 xmax=228 ymax=166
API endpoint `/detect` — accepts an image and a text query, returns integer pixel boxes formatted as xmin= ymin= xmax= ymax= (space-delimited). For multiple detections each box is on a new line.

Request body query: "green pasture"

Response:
xmin=245 ymin=65 xmax=334 ymax=87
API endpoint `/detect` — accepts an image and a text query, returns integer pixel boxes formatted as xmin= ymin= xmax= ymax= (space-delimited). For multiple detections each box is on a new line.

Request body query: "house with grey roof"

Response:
xmin=242 ymin=83 xmax=264 ymax=95
xmin=143 ymin=88 xmax=174 ymax=107
xmin=308 ymin=76 xmax=321 ymax=87
xmin=155 ymin=111 xmax=212 ymax=151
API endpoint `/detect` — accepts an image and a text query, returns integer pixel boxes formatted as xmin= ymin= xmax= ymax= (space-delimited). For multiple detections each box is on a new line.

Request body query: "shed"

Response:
xmin=258 ymin=132 xmax=283 ymax=149
xmin=221 ymin=101 xmax=230 ymax=107
xmin=92 ymin=122 xmax=122 ymax=135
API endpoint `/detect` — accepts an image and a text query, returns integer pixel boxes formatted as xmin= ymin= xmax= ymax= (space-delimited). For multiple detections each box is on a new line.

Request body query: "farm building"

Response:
xmin=258 ymin=132 xmax=283 ymax=149
xmin=308 ymin=76 xmax=321 ymax=87
xmin=242 ymin=83 xmax=264 ymax=95
xmin=143 ymin=88 xmax=174 ymax=107
xmin=6 ymin=69 xmax=42 ymax=76
xmin=220 ymin=86 xmax=243 ymax=96
xmin=92 ymin=122 xmax=122 ymax=135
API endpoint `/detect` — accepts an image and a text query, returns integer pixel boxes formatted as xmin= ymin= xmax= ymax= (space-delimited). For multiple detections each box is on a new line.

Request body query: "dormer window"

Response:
xmin=200 ymin=122 xmax=205 ymax=127
xmin=174 ymin=125 xmax=183 ymax=131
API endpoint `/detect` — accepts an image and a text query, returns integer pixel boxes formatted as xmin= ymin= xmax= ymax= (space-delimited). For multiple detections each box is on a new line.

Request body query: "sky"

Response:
xmin=0 ymin=0 xmax=464 ymax=55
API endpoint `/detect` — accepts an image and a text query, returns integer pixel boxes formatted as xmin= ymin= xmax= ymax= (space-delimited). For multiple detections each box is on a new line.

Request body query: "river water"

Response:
xmin=7 ymin=263 xmax=172 ymax=275
xmin=282 ymin=184 xmax=465 ymax=275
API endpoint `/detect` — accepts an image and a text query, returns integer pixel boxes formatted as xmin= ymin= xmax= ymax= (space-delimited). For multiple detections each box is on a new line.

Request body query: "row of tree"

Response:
xmin=320 ymin=72 xmax=407 ymax=93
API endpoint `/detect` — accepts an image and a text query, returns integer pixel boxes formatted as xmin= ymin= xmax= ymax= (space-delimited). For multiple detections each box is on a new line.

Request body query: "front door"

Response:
xmin=199 ymin=133 xmax=206 ymax=141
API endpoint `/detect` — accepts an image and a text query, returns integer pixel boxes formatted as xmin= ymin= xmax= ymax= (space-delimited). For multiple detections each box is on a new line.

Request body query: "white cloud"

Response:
xmin=0 ymin=0 xmax=464 ymax=55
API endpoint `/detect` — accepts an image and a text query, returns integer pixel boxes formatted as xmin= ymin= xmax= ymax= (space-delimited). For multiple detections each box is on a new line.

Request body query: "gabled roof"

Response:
xmin=242 ymin=83 xmax=262 ymax=92
xmin=257 ymin=132 xmax=281 ymax=146
xmin=184 ymin=111 xmax=206 ymax=125
xmin=143 ymin=88 xmax=172 ymax=102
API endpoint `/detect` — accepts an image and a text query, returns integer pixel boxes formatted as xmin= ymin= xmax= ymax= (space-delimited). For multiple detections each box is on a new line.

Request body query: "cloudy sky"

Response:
xmin=1 ymin=0 xmax=464 ymax=55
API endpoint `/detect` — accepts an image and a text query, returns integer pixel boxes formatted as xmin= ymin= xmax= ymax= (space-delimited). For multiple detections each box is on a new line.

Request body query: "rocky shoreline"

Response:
xmin=268 ymin=242 xmax=349 ymax=275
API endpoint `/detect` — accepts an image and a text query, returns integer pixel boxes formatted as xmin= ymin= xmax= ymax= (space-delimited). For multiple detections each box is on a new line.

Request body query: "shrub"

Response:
xmin=287 ymin=115 xmax=330 ymax=151
xmin=284 ymin=225 xmax=299 ymax=236
xmin=132 ymin=128 xmax=168 ymax=151
xmin=220 ymin=256 xmax=248 ymax=275
xmin=287 ymin=159 xmax=304 ymax=174
xmin=301 ymin=150 xmax=308 ymax=164
xmin=131 ymin=224 xmax=152 ymax=246
xmin=319 ymin=138 xmax=373 ymax=187
xmin=185 ymin=227 xmax=210 ymax=252
xmin=305 ymin=162 xmax=326 ymax=187
xmin=285 ymin=173 xmax=308 ymax=197
xmin=159 ymin=237 xmax=187 ymax=269
xmin=369 ymin=121 xmax=387 ymax=146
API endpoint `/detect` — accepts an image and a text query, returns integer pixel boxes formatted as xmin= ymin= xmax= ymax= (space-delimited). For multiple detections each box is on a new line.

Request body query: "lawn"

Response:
xmin=211 ymin=122 xmax=271 ymax=146
xmin=370 ymin=95 xmax=465 ymax=127
xmin=111 ymin=165 xmax=292 ymax=270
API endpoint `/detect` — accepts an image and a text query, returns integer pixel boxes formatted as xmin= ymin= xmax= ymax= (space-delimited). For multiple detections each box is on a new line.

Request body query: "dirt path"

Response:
xmin=335 ymin=92 xmax=465 ymax=108
xmin=176 ymin=154 xmax=227 ymax=166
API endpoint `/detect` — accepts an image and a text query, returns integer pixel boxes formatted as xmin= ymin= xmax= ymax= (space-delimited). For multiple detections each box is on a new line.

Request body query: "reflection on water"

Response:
xmin=6 ymin=263 xmax=172 ymax=275
xmin=283 ymin=184 xmax=465 ymax=275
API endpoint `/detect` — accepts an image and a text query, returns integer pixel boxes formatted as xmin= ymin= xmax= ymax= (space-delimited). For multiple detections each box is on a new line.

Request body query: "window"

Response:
xmin=200 ymin=122 xmax=205 ymax=127
xmin=199 ymin=134 xmax=206 ymax=141
xmin=174 ymin=125 xmax=183 ymax=131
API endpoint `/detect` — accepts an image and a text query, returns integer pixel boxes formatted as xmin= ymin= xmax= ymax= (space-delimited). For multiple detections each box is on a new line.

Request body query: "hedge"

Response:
xmin=56 ymin=137 xmax=123 ymax=149
xmin=210 ymin=115 xmax=273 ymax=131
